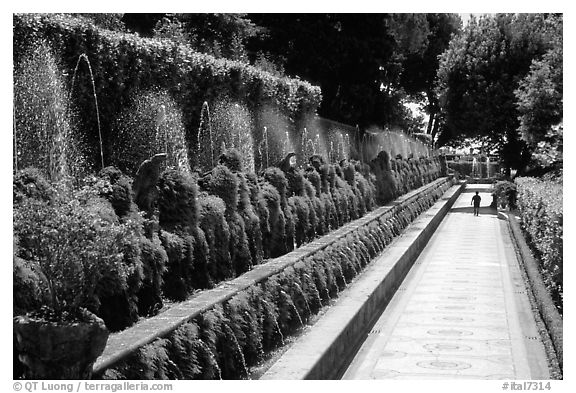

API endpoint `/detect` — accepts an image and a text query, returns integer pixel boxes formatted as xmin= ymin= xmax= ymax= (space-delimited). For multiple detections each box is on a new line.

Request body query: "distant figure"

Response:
xmin=471 ymin=191 xmax=481 ymax=216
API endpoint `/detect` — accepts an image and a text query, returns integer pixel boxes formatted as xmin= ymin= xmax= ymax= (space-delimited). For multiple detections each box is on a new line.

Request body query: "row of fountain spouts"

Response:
xmin=13 ymin=52 xmax=431 ymax=175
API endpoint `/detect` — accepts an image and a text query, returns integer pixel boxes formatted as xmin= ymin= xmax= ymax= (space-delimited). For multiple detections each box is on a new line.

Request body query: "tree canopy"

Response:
xmin=436 ymin=13 xmax=562 ymax=172
xmin=119 ymin=13 xmax=462 ymax=136
xmin=247 ymin=14 xmax=461 ymax=132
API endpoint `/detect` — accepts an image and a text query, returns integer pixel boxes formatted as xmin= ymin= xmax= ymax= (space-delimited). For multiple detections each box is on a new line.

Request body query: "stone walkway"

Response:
xmin=342 ymin=185 xmax=550 ymax=379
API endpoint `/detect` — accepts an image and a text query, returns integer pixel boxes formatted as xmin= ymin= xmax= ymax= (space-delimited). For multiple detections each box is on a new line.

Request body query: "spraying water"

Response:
xmin=69 ymin=53 xmax=104 ymax=170
xmin=212 ymin=98 xmax=255 ymax=172
xmin=14 ymin=42 xmax=85 ymax=182
xmin=197 ymin=101 xmax=215 ymax=170
xmin=111 ymin=89 xmax=190 ymax=175
xmin=472 ymin=156 xmax=480 ymax=178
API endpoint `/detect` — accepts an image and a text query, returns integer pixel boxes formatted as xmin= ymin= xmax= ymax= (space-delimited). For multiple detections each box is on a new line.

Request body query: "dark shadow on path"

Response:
xmin=450 ymin=206 xmax=497 ymax=216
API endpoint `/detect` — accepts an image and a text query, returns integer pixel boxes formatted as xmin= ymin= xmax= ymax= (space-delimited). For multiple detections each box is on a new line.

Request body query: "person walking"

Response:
xmin=471 ymin=191 xmax=481 ymax=216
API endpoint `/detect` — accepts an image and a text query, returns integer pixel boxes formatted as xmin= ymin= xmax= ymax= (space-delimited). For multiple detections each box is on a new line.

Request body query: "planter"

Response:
xmin=14 ymin=310 xmax=109 ymax=379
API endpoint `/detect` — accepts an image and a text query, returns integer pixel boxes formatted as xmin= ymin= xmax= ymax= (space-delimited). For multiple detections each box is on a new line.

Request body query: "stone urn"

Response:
xmin=13 ymin=309 xmax=109 ymax=379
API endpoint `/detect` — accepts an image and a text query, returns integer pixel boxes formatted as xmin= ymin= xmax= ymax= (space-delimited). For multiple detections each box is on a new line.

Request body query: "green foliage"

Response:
xmin=514 ymin=18 xmax=563 ymax=148
xmin=289 ymin=196 xmax=311 ymax=247
xmin=493 ymin=180 xmax=517 ymax=209
xmin=199 ymin=165 xmax=239 ymax=214
xmin=156 ymin=14 xmax=264 ymax=62
xmin=248 ymin=14 xmax=451 ymax=128
xmin=436 ymin=14 xmax=562 ymax=171
xmin=245 ymin=286 xmax=284 ymax=352
xmin=159 ymin=230 xmax=191 ymax=301
xmin=122 ymin=338 xmax=178 ymax=380
xmin=101 ymin=178 xmax=453 ymax=379
xmin=260 ymin=181 xmax=287 ymax=257
xmin=246 ymin=173 xmax=271 ymax=255
xmin=96 ymin=213 xmax=145 ymax=331
xmin=531 ymin=123 xmax=563 ymax=168
xmin=515 ymin=177 xmax=563 ymax=313
xmin=198 ymin=193 xmax=233 ymax=281
xmin=196 ymin=305 xmax=248 ymax=379
xmin=399 ymin=14 xmax=462 ymax=137
xmin=13 ymin=13 xmax=321 ymax=168
xmin=95 ymin=166 xmax=137 ymax=218
xmin=77 ymin=13 xmax=126 ymax=32
xmin=263 ymin=167 xmax=294 ymax=252
xmin=136 ymin=230 xmax=167 ymax=317
xmin=369 ymin=151 xmax=397 ymax=204
xmin=13 ymin=187 xmax=134 ymax=318
xmin=263 ymin=275 xmax=303 ymax=335
xmin=224 ymin=291 xmax=264 ymax=367
xmin=236 ymin=172 xmax=264 ymax=265
xmin=157 ymin=169 xmax=199 ymax=231
xmin=13 ymin=241 xmax=50 ymax=316
xmin=13 ymin=167 xmax=56 ymax=203
xmin=167 ymin=323 xmax=202 ymax=379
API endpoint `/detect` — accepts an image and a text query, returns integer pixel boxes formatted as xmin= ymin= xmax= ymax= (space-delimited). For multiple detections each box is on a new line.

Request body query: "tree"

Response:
xmin=515 ymin=44 xmax=563 ymax=146
xmin=399 ymin=14 xmax=461 ymax=141
xmin=153 ymin=14 xmax=264 ymax=62
xmin=122 ymin=14 xmax=165 ymax=36
xmin=436 ymin=14 xmax=562 ymax=173
xmin=247 ymin=14 xmax=433 ymax=130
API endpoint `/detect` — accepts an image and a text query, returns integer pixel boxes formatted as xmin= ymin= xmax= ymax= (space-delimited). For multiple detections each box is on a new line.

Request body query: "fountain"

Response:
xmin=212 ymin=98 xmax=255 ymax=172
xmin=258 ymin=126 xmax=270 ymax=171
xmin=301 ymin=127 xmax=316 ymax=163
xmin=471 ymin=156 xmax=480 ymax=178
xmin=282 ymin=131 xmax=291 ymax=158
xmin=257 ymin=105 xmax=295 ymax=170
xmin=486 ymin=155 xmax=491 ymax=178
xmin=197 ymin=101 xmax=215 ymax=171
xmin=13 ymin=41 xmax=85 ymax=182
xmin=69 ymin=53 xmax=104 ymax=170
xmin=111 ymin=89 xmax=190 ymax=175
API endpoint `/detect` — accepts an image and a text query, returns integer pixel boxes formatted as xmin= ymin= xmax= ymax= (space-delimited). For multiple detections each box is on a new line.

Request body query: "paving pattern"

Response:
xmin=342 ymin=185 xmax=550 ymax=380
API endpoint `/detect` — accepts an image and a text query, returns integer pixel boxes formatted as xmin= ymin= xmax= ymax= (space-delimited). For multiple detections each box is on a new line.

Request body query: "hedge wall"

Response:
xmin=14 ymin=151 xmax=441 ymax=327
xmin=13 ymin=13 xmax=322 ymax=171
xmin=98 ymin=179 xmax=451 ymax=380
xmin=515 ymin=177 xmax=563 ymax=314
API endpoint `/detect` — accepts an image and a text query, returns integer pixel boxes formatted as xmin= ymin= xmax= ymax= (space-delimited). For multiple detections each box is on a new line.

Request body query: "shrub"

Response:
xmin=196 ymin=305 xmax=248 ymax=379
xmin=13 ymin=167 xmax=56 ymax=203
xmin=136 ymin=230 xmax=167 ymax=317
xmin=493 ymin=180 xmax=517 ymax=209
xmin=95 ymin=166 xmax=137 ymax=218
xmin=100 ymin=178 xmax=453 ymax=379
xmin=515 ymin=177 xmax=563 ymax=313
xmin=159 ymin=230 xmax=192 ymax=301
xmin=157 ymin=169 xmax=199 ymax=231
xmin=13 ymin=237 xmax=49 ymax=316
xmin=260 ymin=181 xmax=287 ymax=258
xmin=224 ymin=292 xmax=264 ymax=367
xmin=236 ymin=172 xmax=263 ymax=266
xmin=289 ymin=196 xmax=311 ymax=247
xmin=369 ymin=151 xmax=397 ymax=204
xmin=196 ymin=161 xmax=253 ymax=274
xmin=13 ymin=189 xmax=134 ymax=320
xmin=264 ymin=167 xmax=295 ymax=252
xmin=198 ymin=193 xmax=233 ymax=281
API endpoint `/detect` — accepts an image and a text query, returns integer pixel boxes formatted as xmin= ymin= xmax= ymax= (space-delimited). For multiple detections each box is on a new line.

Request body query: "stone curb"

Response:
xmin=260 ymin=183 xmax=464 ymax=379
xmin=503 ymin=211 xmax=563 ymax=373
xmin=92 ymin=177 xmax=453 ymax=376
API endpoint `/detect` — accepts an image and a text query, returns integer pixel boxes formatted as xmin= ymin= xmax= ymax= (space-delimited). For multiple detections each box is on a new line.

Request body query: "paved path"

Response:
xmin=342 ymin=185 xmax=550 ymax=380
